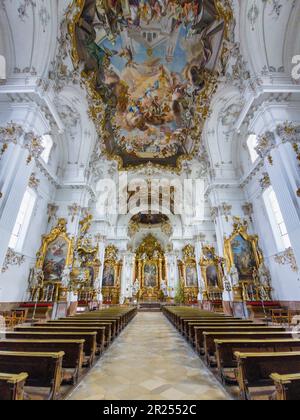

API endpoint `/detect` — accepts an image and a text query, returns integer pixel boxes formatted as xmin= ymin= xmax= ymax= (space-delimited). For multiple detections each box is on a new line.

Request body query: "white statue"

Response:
xmin=132 ymin=279 xmax=140 ymax=296
xmin=258 ymin=263 xmax=271 ymax=287
xmin=78 ymin=270 xmax=87 ymax=283
xmin=30 ymin=268 xmax=44 ymax=288
xmin=141 ymin=253 xmax=147 ymax=261
xmin=161 ymin=280 xmax=168 ymax=297
xmin=61 ymin=266 xmax=71 ymax=288
xmin=230 ymin=265 xmax=239 ymax=286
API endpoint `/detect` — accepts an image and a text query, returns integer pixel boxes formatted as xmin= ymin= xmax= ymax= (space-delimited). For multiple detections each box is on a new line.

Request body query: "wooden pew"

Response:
xmin=203 ymin=330 xmax=291 ymax=365
xmin=15 ymin=325 xmax=105 ymax=355
xmin=0 ymin=339 xmax=84 ymax=385
xmin=214 ymin=338 xmax=300 ymax=383
xmin=179 ymin=316 xmax=234 ymax=335
xmin=39 ymin=321 xmax=113 ymax=347
xmin=181 ymin=317 xmax=244 ymax=337
xmin=56 ymin=319 xmax=117 ymax=339
xmin=195 ymin=326 xmax=286 ymax=355
xmin=4 ymin=331 xmax=96 ymax=367
xmin=0 ymin=372 xmax=28 ymax=400
xmin=186 ymin=321 xmax=255 ymax=344
xmin=271 ymin=373 xmax=300 ymax=400
xmin=235 ymin=351 xmax=300 ymax=400
xmin=73 ymin=315 xmax=122 ymax=333
xmin=0 ymin=351 xmax=64 ymax=400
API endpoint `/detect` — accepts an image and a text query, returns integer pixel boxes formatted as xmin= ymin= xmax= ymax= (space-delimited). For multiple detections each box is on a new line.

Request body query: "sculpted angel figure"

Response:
xmin=61 ymin=266 xmax=71 ymax=288
xmin=29 ymin=267 xmax=44 ymax=288
xmin=230 ymin=264 xmax=239 ymax=286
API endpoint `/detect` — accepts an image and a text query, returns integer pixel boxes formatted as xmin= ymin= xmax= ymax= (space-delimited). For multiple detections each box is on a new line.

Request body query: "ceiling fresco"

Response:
xmin=69 ymin=0 xmax=233 ymax=170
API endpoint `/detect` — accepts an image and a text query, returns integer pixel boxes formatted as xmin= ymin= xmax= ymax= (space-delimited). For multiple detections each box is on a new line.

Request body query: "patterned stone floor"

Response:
xmin=68 ymin=312 xmax=230 ymax=400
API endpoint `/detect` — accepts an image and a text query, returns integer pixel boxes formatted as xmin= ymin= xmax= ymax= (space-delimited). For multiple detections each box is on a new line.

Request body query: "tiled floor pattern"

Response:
xmin=68 ymin=312 xmax=230 ymax=400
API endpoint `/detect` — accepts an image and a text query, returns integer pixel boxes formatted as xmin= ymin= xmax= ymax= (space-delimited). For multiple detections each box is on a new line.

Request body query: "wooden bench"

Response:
xmin=73 ymin=315 xmax=122 ymax=334
xmin=203 ymin=330 xmax=291 ymax=365
xmin=179 ymin=316 xmax=234 ymax=334
xmin=4 ymin=331 xmax=96 ymax=367
xmin=39 ymin=321 xmax=113 ymax=347
xmin=186 ymin=321 xmax=256 ymax=344
xmin=0 ymin=351 xmax=64 ymax=400
xmin=0 ymin=372 xmax=28 ymax=400
xmin=214 ymin=338 xmax=300 ymax=383
xmin=195 ymin=326 xmax=286 ymax=355
xmin=57 ymin=319 xmax=117 ymax=339
xmin=271 ymin=373 xmax=300 ymax=400
xmin=235 ymin=351 xmax=300 ymax=400
xmin=181 ymin=317 xmax=244 ymax=337
xmin=15 ymin=325 xmax=105 ymax=355
xmin=0 ymin=339 xmax=84 ymax=385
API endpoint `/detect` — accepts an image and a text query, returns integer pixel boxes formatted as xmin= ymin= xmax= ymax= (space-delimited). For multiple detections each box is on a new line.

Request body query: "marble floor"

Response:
xmin=68 ymin=312 xmax=230 ymax=400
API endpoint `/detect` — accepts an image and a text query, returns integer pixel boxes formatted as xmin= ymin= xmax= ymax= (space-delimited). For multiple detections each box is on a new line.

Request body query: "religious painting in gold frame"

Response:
xmin=36 ymin=219 xmax=74 ymax=282
xmin=142 ymin=261 xmax=159 ymax=289
xmin=224 ymin=219 xmax=263 ymax=281
xmin=200 ymin=246 xmax=224 ymax=299
xmin=102 ymin=245 xmax=122 ymax=292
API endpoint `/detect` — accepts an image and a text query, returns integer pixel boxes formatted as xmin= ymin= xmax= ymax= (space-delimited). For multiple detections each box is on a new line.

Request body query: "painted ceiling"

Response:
xmin=70 ymin=0 xmax=232 ymax=170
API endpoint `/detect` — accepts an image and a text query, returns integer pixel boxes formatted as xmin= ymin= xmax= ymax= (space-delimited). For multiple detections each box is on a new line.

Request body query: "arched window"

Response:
xmin=263 ymin=186 xmax=291 ymax=252
xmin=40 ymin=134 xmax=53 ymax=163
xmin=247 ymin=134 xmax=259 ymax=163
xmin=9 ymin=187 xmax=37 ymax=252
xmin=0 ymin=54 xmax=6 ymax=84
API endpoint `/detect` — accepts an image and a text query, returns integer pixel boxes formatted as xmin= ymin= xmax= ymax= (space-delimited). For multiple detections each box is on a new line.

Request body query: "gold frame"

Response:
xmin=142 ymin=260 xmax=159 ymax=289
xmin=224 ymin=220 xmax=263 ymax=275
xmin=102 ymin=246 xmax=122 ymax=304
xmin=200 ymin=246 xmax=224 ymax=299
xmin=67 ymin=0 xmax=233 ymax=173
xmin=178 ymin=245 xmax=199 ymax=303
xmin=36 ymin=218 xmax=74 ymax=275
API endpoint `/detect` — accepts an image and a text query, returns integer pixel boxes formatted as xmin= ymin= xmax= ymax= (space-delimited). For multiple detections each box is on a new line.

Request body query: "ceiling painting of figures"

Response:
xmin=70 ymin=0 xmax=233 ymax=170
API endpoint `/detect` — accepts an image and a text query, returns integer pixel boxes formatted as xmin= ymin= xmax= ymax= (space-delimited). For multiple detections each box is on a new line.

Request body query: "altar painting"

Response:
xmin=185 ymin=265 xmax=198 ymax=288
xmin=42 ymin=237 xmax=69 ymax=282
xmin=102 ymin=265 xmax=116 ymax=288
xmin=231 ymin=235 xmax=257 ymax=278
xmin=143 ymin=263 xmax=158 ymax=288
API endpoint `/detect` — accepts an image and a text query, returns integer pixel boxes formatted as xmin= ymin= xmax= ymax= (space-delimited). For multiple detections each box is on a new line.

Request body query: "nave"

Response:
xmin=68 ymin=312 xmax=229 ymax=401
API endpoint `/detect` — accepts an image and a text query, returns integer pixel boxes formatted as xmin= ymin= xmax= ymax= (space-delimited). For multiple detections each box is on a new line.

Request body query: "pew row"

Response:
xmin=0 ymin=339 xmax=84 ymax=384
xmin=235 ymin=351 xmax=300 ymax=400
xmin=15 ymin=326 xmax=105 ymax=355
xmin=214 ymin=338 xmax=300 ymax=384
xmin=0 ymin=351 xmax=64 ymax=400
xmin=196 ymin=326 xmax=286 ymax=355
xmin=0 ymin=372 xmax=28 ymax=401
xmin=271 ymin=373 xmax=300 ymax=400
xmin=3 ymin=331 xmax=97 ymax=367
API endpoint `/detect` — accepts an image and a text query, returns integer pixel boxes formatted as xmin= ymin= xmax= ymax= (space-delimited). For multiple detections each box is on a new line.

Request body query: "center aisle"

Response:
xmin=68 ymin=312 xmax=230 ymax=400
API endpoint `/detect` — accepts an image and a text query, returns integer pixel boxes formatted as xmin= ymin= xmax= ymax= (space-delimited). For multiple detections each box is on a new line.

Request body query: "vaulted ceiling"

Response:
xmin=0 ymin=0 xmax=300 ymax=182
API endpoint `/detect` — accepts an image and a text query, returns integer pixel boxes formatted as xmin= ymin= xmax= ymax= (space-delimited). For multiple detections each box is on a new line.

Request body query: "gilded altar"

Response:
xmin=134 ymin=235 xmax=166 ymax=301
xmin=33 ymin=219 xmax=75 ymax=303
xmin=102 ymin=245 xmax=122 ymax=304
xmin=224 ymin=219 xmax=272 ymax=302
xmin=178 ymin=245 xmax=199 ymax=303
xmin=200 ymin=246 xmax=224 ymax=302
xmin=71 ymin=216 xmax=101 ymax=303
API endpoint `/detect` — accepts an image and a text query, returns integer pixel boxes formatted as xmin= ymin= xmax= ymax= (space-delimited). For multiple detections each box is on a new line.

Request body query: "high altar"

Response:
xmin=133 ymin=235 xmax=167 ymax=302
